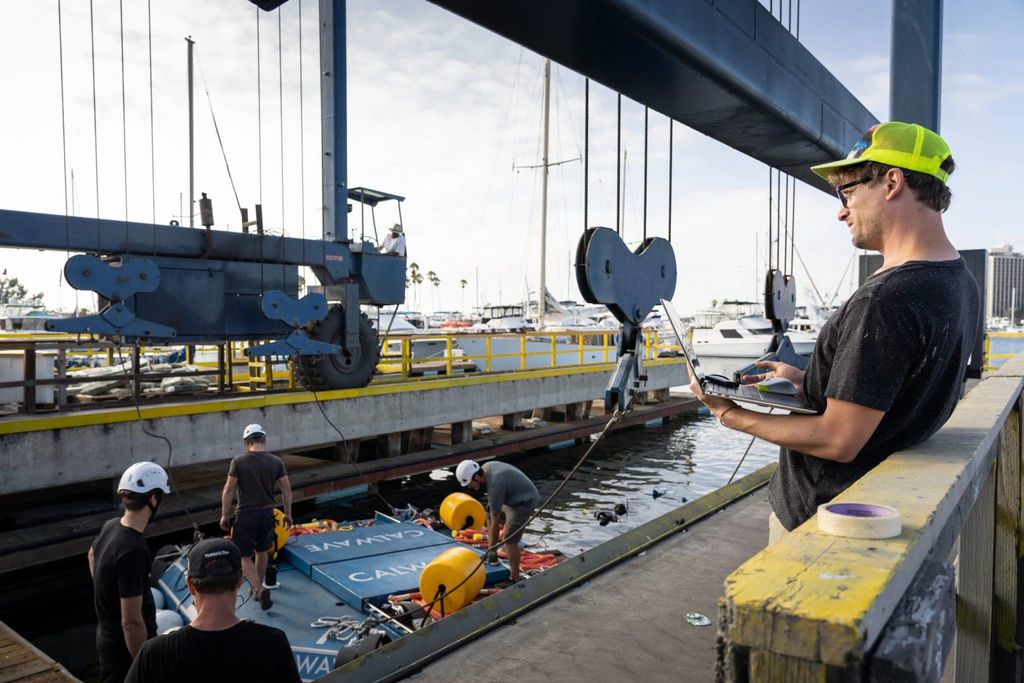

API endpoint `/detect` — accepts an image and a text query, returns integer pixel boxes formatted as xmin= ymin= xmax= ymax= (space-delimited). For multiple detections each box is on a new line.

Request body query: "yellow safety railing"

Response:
xmin=983 ymin=331 xmax=1024 ymax=371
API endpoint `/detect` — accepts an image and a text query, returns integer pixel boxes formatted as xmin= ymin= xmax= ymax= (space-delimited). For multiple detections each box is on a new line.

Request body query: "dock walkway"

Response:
xmin=0 ymin=621 xmax=76 ymax=682
xmin=328 ymin=468 xmax=772 ymax=682
xmin=414 ymin=488 xmax=770 ymax=682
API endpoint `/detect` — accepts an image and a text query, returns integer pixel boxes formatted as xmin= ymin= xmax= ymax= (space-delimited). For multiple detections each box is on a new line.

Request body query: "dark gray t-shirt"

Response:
xmin=228 ymin=450 xmax=287 ymax=512
xmin=769 ymin=258 xmax=979 ymax=530
xmin=482 ymin=461 xmax=539 ymax=513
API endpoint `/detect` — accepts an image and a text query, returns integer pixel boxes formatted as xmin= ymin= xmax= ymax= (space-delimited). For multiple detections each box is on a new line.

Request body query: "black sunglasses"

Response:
xmin=834 ymin=176 xmax=872 ymax=207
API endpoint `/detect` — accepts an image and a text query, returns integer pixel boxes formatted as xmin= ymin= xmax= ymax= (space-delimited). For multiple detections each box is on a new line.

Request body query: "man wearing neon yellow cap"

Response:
xmin=688 ymin=122 xmax=979 ymax=539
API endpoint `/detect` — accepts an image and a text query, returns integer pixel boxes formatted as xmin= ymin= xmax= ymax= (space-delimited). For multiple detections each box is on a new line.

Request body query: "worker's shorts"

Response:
xmin=501 ymin=495 xmax=539 ymax=544
xmin=233 ymin=508 xmax=276 ymax=556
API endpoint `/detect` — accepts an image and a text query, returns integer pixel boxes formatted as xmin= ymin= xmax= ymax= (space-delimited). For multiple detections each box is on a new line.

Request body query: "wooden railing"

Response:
xmin=719 ymin=352 xmax=1024 ymax=681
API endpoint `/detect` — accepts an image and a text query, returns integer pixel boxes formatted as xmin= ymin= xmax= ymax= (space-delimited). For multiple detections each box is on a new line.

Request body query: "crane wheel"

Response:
xmin=293 ymin=307 xmax=379 ymax=390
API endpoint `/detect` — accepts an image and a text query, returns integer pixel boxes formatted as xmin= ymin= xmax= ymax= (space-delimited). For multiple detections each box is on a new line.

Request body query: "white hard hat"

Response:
xmin=242 ymin=423 xmax=266 ymax=440
xmin=118 ymin=462 xmax=170 ymax=494
xmin=455 ymin=460 xmax=480 ymax=487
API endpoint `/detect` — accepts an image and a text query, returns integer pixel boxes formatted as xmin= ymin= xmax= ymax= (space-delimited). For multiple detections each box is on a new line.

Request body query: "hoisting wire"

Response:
xmin=790 ymin=181 xmax=797 ymax=277
xmin=292 ymin=362 xmax=396 ymax=512
xmin=667 ymin=119 xmax=673 ymax=243
xmin=148 ymin=0 xmax=155 ymax=227
xmin=616 ymin=93 xmax=622 ymax=236
xmin=583 ymin=78 xmax=589 ymax=232
xmin=277 ymin=8 xmax=286 ymax=287
xmin=775 ymin=168 xmax=782 ymax=271
xmin=120 ymin=0 xmax=130 ymax=256
xmin=57 ymin=1 xmax=70 ymax=254
xmin=362 ymin=404 xmax=632 ymax=632
xmin=89 ymin=0 xmax=101 ymax=251
xmin=298 ymin=0 xmax=306 ymax=266
xmin=642 ymin=106 xmax=648 ymax=241
xmin=783 ymin=174 xmax=789 ymax=275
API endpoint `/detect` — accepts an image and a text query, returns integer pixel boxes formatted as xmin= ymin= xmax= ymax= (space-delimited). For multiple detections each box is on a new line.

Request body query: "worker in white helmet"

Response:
xmin=456 ymin=459 xmax=539 ymax=585
xmin=89 ymin=461 xmax=170 ymax=683
xmin=219 ymin=424 xmax=293 ymax=611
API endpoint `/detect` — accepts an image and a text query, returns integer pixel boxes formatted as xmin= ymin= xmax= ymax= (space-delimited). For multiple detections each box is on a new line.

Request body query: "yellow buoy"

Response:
xmin=440 ymin=492 xmax=486 ymax=531
xmin=270 ymin=508 xmax=290 ymax=560
xmin=228 ymin=508 xmax=291 ymax=560
xmin=418 ymin=546 xmax=485 ymax=613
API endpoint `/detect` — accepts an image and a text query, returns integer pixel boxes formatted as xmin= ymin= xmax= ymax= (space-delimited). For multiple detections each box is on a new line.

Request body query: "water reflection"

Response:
xmin=328 ymin=412 xmax=778 ymax=553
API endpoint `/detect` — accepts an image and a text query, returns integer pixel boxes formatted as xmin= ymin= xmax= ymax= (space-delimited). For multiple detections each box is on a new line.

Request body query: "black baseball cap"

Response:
xmin=187 ymin=538 xmax=242 ymax=578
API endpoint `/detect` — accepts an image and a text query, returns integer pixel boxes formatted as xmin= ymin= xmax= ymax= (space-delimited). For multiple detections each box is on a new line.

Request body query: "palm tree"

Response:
xmin=408 ymin=263 xmax=423 ymax=309
xmin=427 ymin=271 xmax=440 ymax=312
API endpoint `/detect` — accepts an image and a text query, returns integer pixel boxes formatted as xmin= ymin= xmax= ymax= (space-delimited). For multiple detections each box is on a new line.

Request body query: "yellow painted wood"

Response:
xmin=749 ymin=649 xmax=827 ymax=681
xmin=721 ymin=370 xmax=1024 ymax=672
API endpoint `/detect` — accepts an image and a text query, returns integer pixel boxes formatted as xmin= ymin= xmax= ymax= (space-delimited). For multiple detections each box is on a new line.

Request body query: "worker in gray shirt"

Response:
xmin=456 ymin=459 xmax=539 ymax=584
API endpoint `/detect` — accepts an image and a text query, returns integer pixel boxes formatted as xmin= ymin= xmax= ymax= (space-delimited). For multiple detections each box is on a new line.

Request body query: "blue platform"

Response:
xmin=283 ymin=521 xmax=455 ymax=575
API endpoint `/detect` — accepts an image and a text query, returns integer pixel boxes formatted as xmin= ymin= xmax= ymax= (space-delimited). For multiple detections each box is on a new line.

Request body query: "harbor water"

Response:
xmin=330 ymin=410 xmax=779 ymax=554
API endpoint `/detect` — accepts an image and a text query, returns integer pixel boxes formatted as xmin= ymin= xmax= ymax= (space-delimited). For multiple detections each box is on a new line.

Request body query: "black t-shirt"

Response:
xmin=124 ymin=621 xmax=301 ymax=683
xmin=228 ymin=450 xmax=287 ymax=512
xmin=92 ymin=518 xmax=157 ymax=662
xmin=769 ymin=258 xmax=979 ymax=530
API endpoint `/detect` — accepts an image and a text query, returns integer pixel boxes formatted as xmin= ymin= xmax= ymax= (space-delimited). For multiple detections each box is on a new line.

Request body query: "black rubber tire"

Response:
xmin=293 ymin=306 xmax=379 ymax=390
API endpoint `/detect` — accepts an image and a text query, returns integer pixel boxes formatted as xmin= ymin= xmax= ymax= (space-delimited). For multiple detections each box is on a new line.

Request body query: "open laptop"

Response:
xmin=660 ymin=299 xmax=816 ymax=414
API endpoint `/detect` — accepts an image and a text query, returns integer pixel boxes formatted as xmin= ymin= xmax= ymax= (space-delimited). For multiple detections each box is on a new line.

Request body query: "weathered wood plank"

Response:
xmin=992 ymin=401 xmax=1021 ymax=679
xmin=953 ymin=463 xmax=995 ymax=681
xmin=868 ymin=559 xmax=955 ymax=682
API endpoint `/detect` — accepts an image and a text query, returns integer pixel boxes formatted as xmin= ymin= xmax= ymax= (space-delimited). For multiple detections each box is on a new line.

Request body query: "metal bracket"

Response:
xmin=48 ymin=302 xmax=177 ymax=339
xmin=260 ymin=291 xmax=329 ymax=328
xmin=605 ymin=334 xmax=646 ymax=412
xmin=63 ymin=254 xmax=161 ymax=301
xmin=245 ymin=329 xmax=343 ymax=358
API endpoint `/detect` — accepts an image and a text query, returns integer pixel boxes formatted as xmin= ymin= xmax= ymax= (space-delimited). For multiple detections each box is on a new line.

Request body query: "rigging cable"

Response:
xmin=197 ymin=55 xmax=243 ymax=213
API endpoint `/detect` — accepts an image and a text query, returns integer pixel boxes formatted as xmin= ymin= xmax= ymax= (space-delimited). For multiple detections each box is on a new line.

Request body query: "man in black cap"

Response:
xmin=125 ymin=538 xmax=300 ymax=683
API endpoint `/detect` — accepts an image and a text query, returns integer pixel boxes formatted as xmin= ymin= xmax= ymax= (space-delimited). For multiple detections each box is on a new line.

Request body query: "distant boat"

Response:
xmin=0 ymin=300 xmax=65 ymax=333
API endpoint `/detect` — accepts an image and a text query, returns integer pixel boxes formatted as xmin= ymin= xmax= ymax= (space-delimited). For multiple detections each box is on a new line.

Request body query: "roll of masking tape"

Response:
xmin=817 ymin=502 xmax=901 ymax=539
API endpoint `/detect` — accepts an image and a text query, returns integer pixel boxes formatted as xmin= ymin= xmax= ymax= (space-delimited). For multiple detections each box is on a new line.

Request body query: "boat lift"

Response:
xmin=0 ymin=1 xmax=405 ymax=390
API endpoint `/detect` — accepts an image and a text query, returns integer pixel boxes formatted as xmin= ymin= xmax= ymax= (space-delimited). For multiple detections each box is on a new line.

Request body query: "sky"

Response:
xmin=1 ymin=0 xmax=1022 ymax=317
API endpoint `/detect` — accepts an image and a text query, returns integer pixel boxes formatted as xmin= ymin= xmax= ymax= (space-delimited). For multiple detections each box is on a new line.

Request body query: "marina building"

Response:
xmin=987 ymin=245 xmax=1024 ymax=323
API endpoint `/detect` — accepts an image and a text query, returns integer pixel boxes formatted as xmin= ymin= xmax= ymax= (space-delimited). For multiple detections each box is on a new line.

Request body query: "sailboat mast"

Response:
xmin=538 ymin=59 xmax=550 ymax=329
xmin=186 ymin=36 xmax=195 ymax=228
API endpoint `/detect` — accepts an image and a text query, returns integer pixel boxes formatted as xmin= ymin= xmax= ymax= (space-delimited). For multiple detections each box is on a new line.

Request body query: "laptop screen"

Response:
xmin=659 ymin=299 xmax=705 ymax=382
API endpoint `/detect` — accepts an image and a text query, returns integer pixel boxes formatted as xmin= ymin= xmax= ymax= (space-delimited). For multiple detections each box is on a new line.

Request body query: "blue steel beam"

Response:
xmin=428 ymin=0 xmax=880 ymax=193
xmin=0 ymin=209 xmax=350 ymax=282
xmin=890 ymin=0 xmax=942 ymax=131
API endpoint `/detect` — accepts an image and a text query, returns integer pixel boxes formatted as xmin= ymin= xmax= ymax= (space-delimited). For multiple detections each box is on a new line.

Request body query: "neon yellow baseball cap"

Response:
xmin=811 ymin=122 xmax=952 ymax=184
